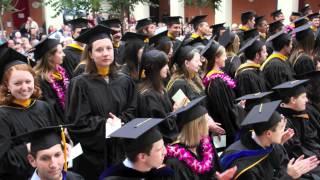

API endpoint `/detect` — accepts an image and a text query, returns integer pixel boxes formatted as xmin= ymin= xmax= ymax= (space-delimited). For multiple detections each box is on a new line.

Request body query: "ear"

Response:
xmin=264 ymin=130 xmax=272 ymax=138
xmin=27 ymin=154 xmax=37 ymax=168
xmin=137 ymin=153 xmax=147 ymax=162
xmin=290 ymin=97 xmax=296 ymax=104
xmin=184 ymin=60 xmax=189 ymax=67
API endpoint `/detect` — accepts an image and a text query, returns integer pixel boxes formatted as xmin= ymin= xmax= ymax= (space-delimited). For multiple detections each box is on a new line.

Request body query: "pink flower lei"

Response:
xmin=49 ymin=65 xmax=69 ymax=109
xmin=202 ymin=73 xmax=236 ymax=89
xmin=166 ymin=136 xmax=214 ymax=174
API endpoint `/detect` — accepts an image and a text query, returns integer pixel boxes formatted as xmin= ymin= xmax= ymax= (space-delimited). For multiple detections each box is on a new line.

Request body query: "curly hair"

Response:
xmin=0 ymin=64 xmax=41 ymax=105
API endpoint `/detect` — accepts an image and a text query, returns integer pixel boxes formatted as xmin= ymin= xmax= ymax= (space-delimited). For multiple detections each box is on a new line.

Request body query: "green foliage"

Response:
xmin=183 ymin=0 xmax=222 ymax=11
xmin=0 ymin=0 xmax=19 ymax=14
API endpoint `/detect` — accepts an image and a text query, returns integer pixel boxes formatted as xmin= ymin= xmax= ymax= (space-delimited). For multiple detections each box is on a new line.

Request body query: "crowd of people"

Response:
xmin=1 ymin=3 xmax=320 ymax=180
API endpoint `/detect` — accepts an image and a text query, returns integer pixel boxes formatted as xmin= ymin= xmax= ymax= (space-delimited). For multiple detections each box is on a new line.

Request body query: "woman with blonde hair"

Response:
xmin=165 ymin=97 xmax=237 ymax=179
xmin=0 ymin=46 xmax=58 ymax=179
xmin=34 ymin=37 xmax=68 ymax=123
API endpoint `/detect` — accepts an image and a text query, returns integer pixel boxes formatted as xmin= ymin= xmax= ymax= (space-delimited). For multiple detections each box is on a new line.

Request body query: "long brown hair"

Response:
xmin=0 ymin=64 xmax=41 ymax=105
xmin=34 ymin=45 xmax=59 ymax=81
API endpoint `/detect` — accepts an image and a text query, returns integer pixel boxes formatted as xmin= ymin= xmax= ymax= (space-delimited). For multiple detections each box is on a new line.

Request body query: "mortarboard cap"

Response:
xmin=136 ymin=17 xmax=154 ymax=31
xmin=201 ymin=39 xmax=220 ymax=61
xmin=243 ymin=28 xmax=259 ymax=41
xmin=99 ymin=18 xmax=122 ymax=28
xmin=272 ymin=80 xmax=309 ymax=100
xmin=33 ymin=36 xmax=60 ymax=60
xmin=268 ymin=20 xmax=284 ymax=34
xmin=189 ymin=15 xmax=207 ymax=28
xmin=149 ymin=30 xmax=170 ymax=46
xmin=271 ymin=9 xmax=282 ymax=18
xmin=291 ymin=12 xmax=302 ymax=17
xmin=300 ymin=4 xmax=311 ymax=15
xmin=0 ymin=43 xmax=29 ymax=81
xmin=266 ymin=30 xmax=290 ymax=43
xmin=293 ymin=17 xmax=310 ymax=28
xmin=236 ymin=91 xmax=272 ymax=112
xmin=211 ymin=23 xmax=226 ymax=34
xmin=121 ymin=32 xmax=148 ymax=42
xmin=241 ymin=100 xmax=282 ymax=133
xmin=163 ymin=16 xmax=182 ymax=25
xmin=291 ymin=23 xmax=313 ymax=41
xmin=241 ymin=11 xmax=255 ymax=23
xmin=66 ymin=18 xmax=88 ymax=29
xmin=166 ymin=96 xmax=207 ymax=129
xmin=255 ymin=16 xmax=265 ymax=26
xmin=109 ymin=118 xmax=164 ymax=153
xmin=307 ymin=12 xmax=320 ymax=20
xmin=218 ymin=29 xmax=235 ymax=47
xmin=75 ymin=25 xmax=113 ymax=44
xmin=12 ymin=124 xmax=72 ymax=154
xmin=239 ymin=35 xmax=262 ymax=53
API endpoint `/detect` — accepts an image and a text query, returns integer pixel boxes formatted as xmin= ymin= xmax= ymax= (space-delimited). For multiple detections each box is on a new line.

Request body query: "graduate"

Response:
xmin=270 ymin=9 xmax=285 ymax=22
xmin=254 ymin=16 xmax=268 ymax=42
xmin=66 ymin=25 xmax=137 ymax=179
xmin=136 ymin=17 xmax=156 ymax=38
xmin=235 ymin=36 xmax=268 ymax=97
xmin=300 ymin=4 xmax=313 ymax=16
xmin=308 ymin=13 xmax=320 ymax=32
xmin=273 ymin=80 xmax=320 ymax=178
xmin=119 ymin=32 xmax=148 ymax=82
xmin=13 ymin=125 xmax=84 ymax=180
xmin=260 ymin=31 xmax=295 ymax=90
xmin=99 ymin=118 xmax=174 ymax=180
xmin=266 ymin=20 xmax=284 ymax=55
xmin=62 ymin=18 xmax=88 ymax=78
xmin=220 ymin=101 xmax=320 ymax=179
xmin=289 ymin=23 xmax=316 ymax=75
xmin=0 ymin=44 xmax=58 ymax=179
xmin=34 ymin=37 xmax=68 ymax=123
xmin=235 ymin=91 xmax=272 ymax=113
xmin=186 ymin=15 xmax=210 ymax=45
xmin=237 ymin=11 xmax=256 ymax=45
xmin=219 ymin=29 xmax=241 ymax=78
xmin=166 ymin=44 xmax=205 ymax=101
xmin=211 ymin=23 xmax=226 ymax=41
xmin=137 ymin=49 xmax=178 ymax=143
xmin=163 ymin=16 xmax=182 ymax=52
xmin=202 ymin=40 xmax=245 ymax=146
xmin=165 ymin=96 xmax=237 ymax=180
xmin=149 ymin=30 xmax=173 ymax=60
xmin=100 ymin=18 xmax=124 ymax=65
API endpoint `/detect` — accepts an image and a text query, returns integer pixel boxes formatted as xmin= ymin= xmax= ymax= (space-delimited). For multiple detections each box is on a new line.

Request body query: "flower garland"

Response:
xmin=202 ymin=73 xmax=236 ymax=89
xmin=49 ymin=65 xmax=69 ymax=109
xmin=166 ymin=136 xmax=214 ymax=174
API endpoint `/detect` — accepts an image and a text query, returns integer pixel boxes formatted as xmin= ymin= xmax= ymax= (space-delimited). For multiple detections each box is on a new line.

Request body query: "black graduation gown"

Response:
xmin=62 ymin=45 xmax=83 ymax=78
xmin=137 ymin=89 xmax=178 ymax=143
xmin=114 ymin=42 xmax=126 ymax=65
xmin=291 ymin=53 xmax=316 ymax=76
xmin=164 ymin=141 xmax=221 ymax=180
xmin=39 ymin=78 xmax=66 ymax=123
xmin=66 ymin=73 xmax=137 ymax=180
xmin=73 ymin=63 xmax=86 ymax=78
xmin=0 ymin=100 xmax=58 ymax=179
xmin=166 ymin=77 xmax=204 ymax=102
xmin=235 ymin=62 xmax=267 ymax=97
xmin=261 ymin=57 xmax=295 ymax=90
xmin=64 ymin=171 xmax=85 ymax=180
xmin=221 ymin=131 xmax=292 ymax=179
xmin=278 ymin=107 xmax=320 ymax=159
xmin=205 ymin=74 xmax=246 ymax=145
xmin=222 ymin=55 xmax=242 ymax=79
xmin=99 ymin=162 xmax=174 ymax=180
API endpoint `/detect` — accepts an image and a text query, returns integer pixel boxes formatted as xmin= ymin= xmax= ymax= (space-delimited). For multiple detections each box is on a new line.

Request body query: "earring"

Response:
xmin=6 ymin=90 xmax=11 ymax=97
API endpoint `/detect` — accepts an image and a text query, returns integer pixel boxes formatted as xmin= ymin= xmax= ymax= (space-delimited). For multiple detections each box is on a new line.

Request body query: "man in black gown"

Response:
xmin=163 ymin=16 xmax=182 ymax=53
xmin=221 ymin=101 xmax=320 ymax=179
xmin=99 ymin=118 xmax=174 ymax=180
xmin=62 ymin=18 xmax=88 ymax=78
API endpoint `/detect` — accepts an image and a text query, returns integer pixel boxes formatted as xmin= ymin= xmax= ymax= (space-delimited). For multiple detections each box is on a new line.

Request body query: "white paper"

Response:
xmin=213 ymin=135 xmax=226 ymax=148
xmin=67 ymin=143 xmax=83 ymax=168
xmin=105 ymin=121 xmax=121 ymax=138
xmin=172 ymin=89 xmax=188 ymax=103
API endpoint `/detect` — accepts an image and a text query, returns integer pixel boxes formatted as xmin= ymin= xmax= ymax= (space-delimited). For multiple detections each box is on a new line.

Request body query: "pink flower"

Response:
xmin=49 ymin=65 xmax=69 ymax=109
xmin=202 ymin=73 xmax=236 ymax=89
xmin=166 ymin=136 xmax=214 ymax=174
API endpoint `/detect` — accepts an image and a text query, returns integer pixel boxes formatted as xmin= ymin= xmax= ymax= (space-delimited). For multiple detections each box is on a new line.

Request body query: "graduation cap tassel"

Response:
xmin=60 ymin=126 xmax=68 ymax=171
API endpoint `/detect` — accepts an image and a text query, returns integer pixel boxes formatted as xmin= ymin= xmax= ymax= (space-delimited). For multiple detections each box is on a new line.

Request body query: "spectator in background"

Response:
xmin=25 ymin=17 xmax=39 ymax=33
